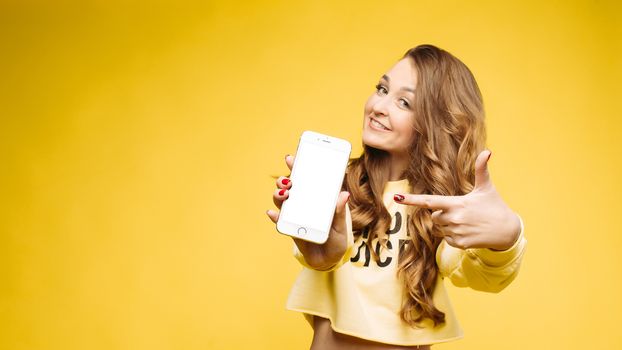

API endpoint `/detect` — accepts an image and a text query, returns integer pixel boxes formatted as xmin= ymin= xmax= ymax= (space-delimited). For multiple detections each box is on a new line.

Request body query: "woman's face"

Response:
xmin=362 ymin=58 xmax=417 ymax=155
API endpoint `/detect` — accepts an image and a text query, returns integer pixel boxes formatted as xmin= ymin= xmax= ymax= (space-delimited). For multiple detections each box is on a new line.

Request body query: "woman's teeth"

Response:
xmin=372 ymin=119 xmax=390 ymax=130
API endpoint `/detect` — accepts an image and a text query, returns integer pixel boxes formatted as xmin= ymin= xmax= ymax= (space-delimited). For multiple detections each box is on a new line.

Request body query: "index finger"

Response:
xmin=395 ymin=193 xmax=457 ymax=210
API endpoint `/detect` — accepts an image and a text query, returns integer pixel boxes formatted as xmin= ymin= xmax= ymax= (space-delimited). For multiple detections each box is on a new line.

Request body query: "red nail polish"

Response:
xmin=282 ymin=178 xmax=290 ymax=185
xmin=394 ymin=194 xmax=404 ymax=202
xmin=279 ymin=189 xmax=286 ymax=196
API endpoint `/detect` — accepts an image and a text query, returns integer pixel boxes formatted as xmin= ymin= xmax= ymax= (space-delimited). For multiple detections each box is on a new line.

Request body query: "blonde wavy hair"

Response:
xmin=343 ymin=44 xmax=487 ymax=328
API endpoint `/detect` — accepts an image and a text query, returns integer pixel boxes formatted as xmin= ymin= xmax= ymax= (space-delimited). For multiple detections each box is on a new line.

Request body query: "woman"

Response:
xmin=266 ymin=44 xmax=526 ymax=349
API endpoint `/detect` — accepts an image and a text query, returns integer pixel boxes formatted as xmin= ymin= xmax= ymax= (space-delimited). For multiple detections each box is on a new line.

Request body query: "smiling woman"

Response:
xmin=267 ymin=44 xmax=526 ymax=349
xmin=362 ymin=59 xmax=419 ymax=169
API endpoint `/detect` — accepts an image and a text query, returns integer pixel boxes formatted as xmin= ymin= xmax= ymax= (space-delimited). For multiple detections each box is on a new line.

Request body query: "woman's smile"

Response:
xmin=369 ymin=117 xmax=391 ymax=131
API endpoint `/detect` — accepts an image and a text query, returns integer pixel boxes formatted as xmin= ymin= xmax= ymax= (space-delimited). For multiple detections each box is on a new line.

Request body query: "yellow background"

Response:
xmin=1 ymin=0 xmax=620 ymax=349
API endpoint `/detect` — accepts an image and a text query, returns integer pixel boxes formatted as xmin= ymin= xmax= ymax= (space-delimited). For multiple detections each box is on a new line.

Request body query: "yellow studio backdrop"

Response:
xmin=1 ymin=0 xmax=620 ymax=349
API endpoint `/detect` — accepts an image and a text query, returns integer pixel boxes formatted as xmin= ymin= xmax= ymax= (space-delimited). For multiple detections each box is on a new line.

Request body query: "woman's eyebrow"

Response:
xmin=381 ymin=75 xmax=415 ymax=93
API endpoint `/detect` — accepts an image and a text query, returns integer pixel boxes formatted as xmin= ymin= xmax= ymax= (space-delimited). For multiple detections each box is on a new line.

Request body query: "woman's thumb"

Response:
xmin=335 ymin=191 xmax=351 ymax=215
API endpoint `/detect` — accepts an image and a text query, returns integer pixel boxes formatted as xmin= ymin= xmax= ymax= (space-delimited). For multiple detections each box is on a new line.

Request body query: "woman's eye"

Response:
xmin=400 ymin=99 xmax=410 ymax=108
xmin=375 ymin=84 xmax=387 ymax=94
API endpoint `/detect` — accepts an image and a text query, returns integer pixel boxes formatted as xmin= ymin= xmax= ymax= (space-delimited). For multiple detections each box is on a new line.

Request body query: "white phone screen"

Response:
xmin=285 ymin=140 xmax=349 ymax=232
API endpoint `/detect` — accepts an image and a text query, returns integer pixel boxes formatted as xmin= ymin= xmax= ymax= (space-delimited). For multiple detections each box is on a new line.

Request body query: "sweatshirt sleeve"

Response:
xmin=292 ymin=202 xmax=354 ymax=272
xmin=435 ymin=214 xmax=527 ymax=293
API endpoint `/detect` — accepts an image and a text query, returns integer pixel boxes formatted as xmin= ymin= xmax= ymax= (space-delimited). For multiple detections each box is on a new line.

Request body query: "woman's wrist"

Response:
xmin=489 ymin=211 xmax=521 ymax=251
xmin=293 ymin=235 xmax=347 ymax=270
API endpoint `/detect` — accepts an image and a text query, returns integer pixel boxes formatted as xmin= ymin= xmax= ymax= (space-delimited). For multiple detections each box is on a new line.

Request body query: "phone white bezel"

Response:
xmin=276 ymin=130 xmax=351 ymax=244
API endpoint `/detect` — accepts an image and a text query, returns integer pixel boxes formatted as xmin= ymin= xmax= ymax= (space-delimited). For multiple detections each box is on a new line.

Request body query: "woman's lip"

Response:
xmin=369 ymin=117 xmax=391 ymax=131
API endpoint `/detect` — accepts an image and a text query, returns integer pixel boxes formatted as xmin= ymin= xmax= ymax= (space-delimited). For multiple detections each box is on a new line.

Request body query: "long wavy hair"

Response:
xmin=343 ymin=44 xmax=487 ymax=328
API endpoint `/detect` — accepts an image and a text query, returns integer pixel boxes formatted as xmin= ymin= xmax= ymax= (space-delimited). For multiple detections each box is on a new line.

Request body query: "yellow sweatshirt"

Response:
xmin=285 ymin=178 xmax=527 ymax=346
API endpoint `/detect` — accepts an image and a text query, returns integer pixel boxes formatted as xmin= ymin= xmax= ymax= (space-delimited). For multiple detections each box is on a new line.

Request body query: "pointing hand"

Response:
xmin=393 ymin=150 xmax=521 ymax=250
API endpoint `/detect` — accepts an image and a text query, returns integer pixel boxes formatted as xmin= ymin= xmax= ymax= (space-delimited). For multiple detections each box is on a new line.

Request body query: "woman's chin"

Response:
xmin=362 ymin=134 xmax=387 ymax=151
xmin=363 ymin=130 xmax=382 ymax=141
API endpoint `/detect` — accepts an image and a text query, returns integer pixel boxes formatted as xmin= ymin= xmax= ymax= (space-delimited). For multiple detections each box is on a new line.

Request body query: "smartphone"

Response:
xmin=276 ymin=130 xmax=352 ymax=244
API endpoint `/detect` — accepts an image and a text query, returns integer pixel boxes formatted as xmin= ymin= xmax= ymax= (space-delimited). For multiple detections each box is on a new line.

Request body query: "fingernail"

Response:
xmin=281 ymin=178 xmax=290 ymax=185
xmin=279 ymin=189 xmax=286 ymax=196
xmin=285 ymin=154 xmax=290 ymax=160
xmin=394 ymin=194 xmax=404 ymax=202
xmin=487 ymin=151 xmax=492 ymax=161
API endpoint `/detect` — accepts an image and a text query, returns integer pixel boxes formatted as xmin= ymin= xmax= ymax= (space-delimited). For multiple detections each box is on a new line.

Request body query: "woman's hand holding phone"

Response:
xmin=266 ymin=154 xmax=351 ymax=270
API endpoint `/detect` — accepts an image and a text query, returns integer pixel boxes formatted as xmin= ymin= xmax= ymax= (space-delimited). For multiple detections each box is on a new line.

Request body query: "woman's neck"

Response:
xmin=388 ymin=152 xmax=409 ymax=181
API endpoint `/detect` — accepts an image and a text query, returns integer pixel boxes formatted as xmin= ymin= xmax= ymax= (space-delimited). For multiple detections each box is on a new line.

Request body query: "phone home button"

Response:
xmin=297 ymin=227 xmax=307 ymax=235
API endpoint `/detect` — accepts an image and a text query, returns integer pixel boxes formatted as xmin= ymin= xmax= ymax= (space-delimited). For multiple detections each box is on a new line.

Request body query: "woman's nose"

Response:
xmin=372 ymin=97 xmax=389 ymax=116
